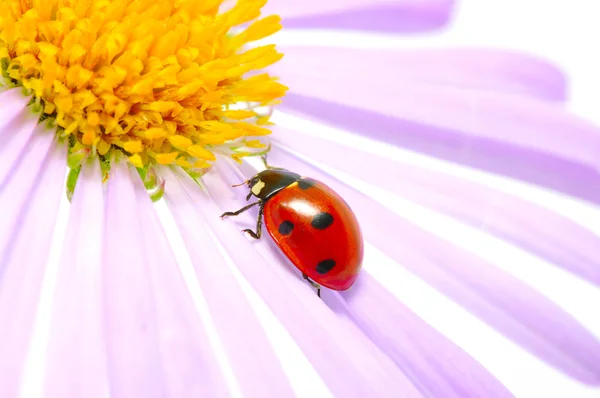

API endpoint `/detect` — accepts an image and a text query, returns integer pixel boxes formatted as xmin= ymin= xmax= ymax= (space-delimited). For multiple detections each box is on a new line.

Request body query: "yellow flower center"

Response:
xmin=0 ymin=0 xmax=286 ymax=173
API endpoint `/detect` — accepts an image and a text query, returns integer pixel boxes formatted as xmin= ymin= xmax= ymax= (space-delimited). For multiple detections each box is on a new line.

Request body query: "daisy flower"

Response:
xmin=1 ymin=0 xmax=599 ymax=397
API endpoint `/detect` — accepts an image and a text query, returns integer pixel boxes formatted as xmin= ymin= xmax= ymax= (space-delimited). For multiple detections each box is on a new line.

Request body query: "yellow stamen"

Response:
xmin=129 ymin=154 xmax=143 ymax=168
xmin=245 ymin=139 xmax=266 ymax=148
xmin=155 ymin=152 xmax=180 ymax=165
xmin=188 ymin=144 xmax=217 ymax=161
xmin=0 ymin=0 xmax=287 ymax=170
xmin=224 ymin=110 xmax=257 ymax=120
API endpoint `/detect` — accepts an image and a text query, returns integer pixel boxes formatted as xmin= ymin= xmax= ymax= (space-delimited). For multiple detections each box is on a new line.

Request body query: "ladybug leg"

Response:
xmin=302 ymin=274 xmax=322 ymax=298
xmin=261 ymin=154 xmax=273 ymax=170
xmin=242 ymin=203 xmax=264 ymax=239
xmin=260 ymin=152 xmax=284 ymax=171
xmin=220 ymin=201 xmax=260 ymax=219
xmin=260 ymin=145 xmax=272 ymax=169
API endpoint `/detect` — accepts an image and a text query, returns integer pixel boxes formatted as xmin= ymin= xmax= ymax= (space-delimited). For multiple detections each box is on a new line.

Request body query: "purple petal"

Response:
xmin=0 ymin=88 xmax=31 ymax=133
xmin=135 ymin=174 xmax=236 ymax=397
xmin=208 ymin=161 xmax=512 ymax=397
xmin=173 ymin=166 xmax=425 ymax=397
xmin=335 ymin=274 xmax=513 ymax=397
xmin=102 ymin=162 xmax=167 ymax=397
xmin=161 ymin=167 xmax=295 ymax=396
xmin=0 ymin=131 xmax=66 ymax=397
xmin=279 ymin=93 xmax=600 ymax=204
xmin=265 ymin=0 xmax=454 ymax=32
xmin=272 ymin=131 xmax=600 ymax=287
xmin=274 ymin=47 xmax=566 ymax=102
xmin=263 ymin=146 xmax=600 ymax=385
xmin=103 ymin=162 xmax=231 ymax=397
xmin=43 ymin=160 xmax=108 ymax=397
xmin=0 ymin=104 xmax=42 ymax=186
xmin=0 ymin=127 xmax=61 ymax=265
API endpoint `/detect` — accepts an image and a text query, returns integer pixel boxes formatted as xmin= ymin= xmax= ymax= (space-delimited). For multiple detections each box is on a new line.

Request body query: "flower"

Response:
xmin=1 ymin=1 xmax=600 ymax=397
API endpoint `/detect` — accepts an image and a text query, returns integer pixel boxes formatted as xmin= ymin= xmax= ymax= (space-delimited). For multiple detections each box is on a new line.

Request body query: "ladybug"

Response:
xmin=220 ymin=160 xmax=364 ymax=297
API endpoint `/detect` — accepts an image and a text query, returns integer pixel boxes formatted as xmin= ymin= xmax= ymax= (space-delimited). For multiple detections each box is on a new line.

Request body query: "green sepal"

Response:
xmin=1 ymin=58 xmax=23 ymax=88
xmin=186 ymin=170 xmax=203 ymax=180
xmin=56 ymin=125 xmax=66 ymax=138
xmin=149 ymin=181 xmax=165 ymax=202
xmin=135 ymin=164 xmax=165 ymax=201
xmin=1 ymin=58 xmax=10 ymax=81
xmin=30 ymin=98 xmax=42 ymax=113
xmin=137 ymin=166 xmax=148 ymax=182
xmin=186 ymin=166 xmax=211 ymax=180
xmin=38 ymin=112 xmax=49 ymax=124
xmin=66 ymin=165 xmax=81 ymax=202
xmin=184 ymin=167 xmax=209 ymax=189
xmin=145 ymin=171 xmax=157 ymax=190
xmin=67 ymin=150 xmax=88 ymax=169
xmin=136 ymin=165 xmax=159 ymax=190
xmin=99 ymin=154 xmax=111 ymax=181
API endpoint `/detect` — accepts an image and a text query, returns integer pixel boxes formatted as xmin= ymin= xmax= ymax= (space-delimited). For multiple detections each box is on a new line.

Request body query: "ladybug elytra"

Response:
xmin=220 ymin=160 xmax=364 ymax=297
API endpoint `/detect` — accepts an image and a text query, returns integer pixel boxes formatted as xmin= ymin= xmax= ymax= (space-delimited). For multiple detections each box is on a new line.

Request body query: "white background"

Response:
xmin=21 ymin=1 xmax=600 ymax=397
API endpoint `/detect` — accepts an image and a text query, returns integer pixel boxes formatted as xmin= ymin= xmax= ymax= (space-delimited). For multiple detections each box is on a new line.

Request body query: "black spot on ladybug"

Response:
xmin=298 ymin=178 xmax=316 ymax=190
xmin=311 ymin=212 xmax=334 ymax=230
xmin=316 ymin=259 xmax=336 ymax=274
xmin=278 ymin=220 xmax=294 ymax=235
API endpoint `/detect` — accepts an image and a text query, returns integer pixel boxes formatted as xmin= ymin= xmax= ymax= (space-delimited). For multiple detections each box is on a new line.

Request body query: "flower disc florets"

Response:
xmin=0 ymin=0 xmax=287 ymax=178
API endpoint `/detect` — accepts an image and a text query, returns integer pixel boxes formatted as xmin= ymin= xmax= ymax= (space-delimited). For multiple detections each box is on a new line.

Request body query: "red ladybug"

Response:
xmin=220 ymin=164 xmax=364 ymax=296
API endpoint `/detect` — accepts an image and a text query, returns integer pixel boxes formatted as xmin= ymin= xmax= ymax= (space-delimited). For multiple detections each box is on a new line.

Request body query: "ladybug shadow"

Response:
xmin=317 ymin=271 xmax=368 ymax=315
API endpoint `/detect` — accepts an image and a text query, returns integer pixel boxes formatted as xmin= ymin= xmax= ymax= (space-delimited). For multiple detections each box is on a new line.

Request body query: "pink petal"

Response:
xmin=273 ymin=47 xmax=566 ymax=102
xmin=272 ymin=131 xmax=600 ymax=286
xmin=102 ymin=162 xmax=229 ymax=397
xmin=161 ymin=168 xmax=296 ymax=396
xmin=0 ymin=130 xmax=66 ymax=397
xmin=280 ymin=92 xmax=600 ymax=203
xmin=265 ymin=0 xmax=454 ymax=32
xmin=43 ymin=160 xmax=108 ymax=397
xmin=207 ymin=161 xmax=511 ymax=397
xmin=262 ymin=147 xmax=600 ymax=385
xmin=174 ymin=166 xmax=424 ymax=397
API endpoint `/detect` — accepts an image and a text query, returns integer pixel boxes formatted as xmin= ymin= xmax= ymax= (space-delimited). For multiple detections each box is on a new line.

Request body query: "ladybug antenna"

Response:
xmin=231 ymin=180 xmax=249 ymax=188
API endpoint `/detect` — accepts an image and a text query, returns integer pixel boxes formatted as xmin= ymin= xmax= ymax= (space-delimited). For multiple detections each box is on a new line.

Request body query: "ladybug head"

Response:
xmin=244 ymin=168 xmax=301 ymax=201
